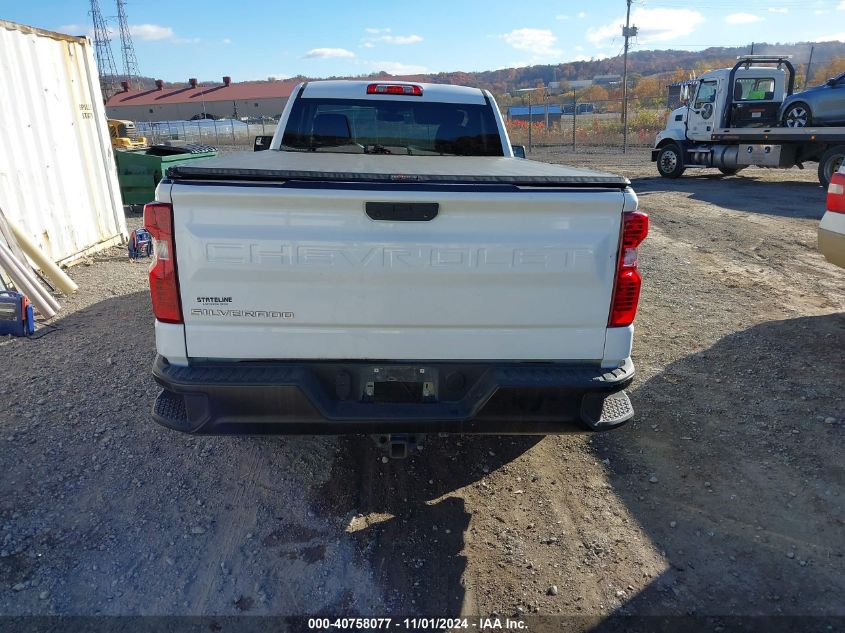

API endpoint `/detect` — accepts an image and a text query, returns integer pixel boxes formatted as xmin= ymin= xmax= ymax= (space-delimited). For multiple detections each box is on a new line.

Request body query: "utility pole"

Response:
xmin=116 ymin=0 xmax=141 ymax=87
xmin=89 ymin=0 xmax=120 ymax=100
xmin=528 ymin=90 xmax=532 ymax=152
xmin=621 ymin=0 xmax=637 ymax=154
xmin=804 ymin=45 xmax=815 ymax=90
xmin=516 ymin=88 xmax=536 ymax=153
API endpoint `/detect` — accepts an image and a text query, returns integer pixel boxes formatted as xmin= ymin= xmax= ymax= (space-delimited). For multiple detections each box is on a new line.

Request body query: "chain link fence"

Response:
xmin=130 ymin=93 xmax=671 ymax=154
xmin=134 ymin=118 xmax=277 ymax=151
xmin=504 ymin=95 xmax=670 ymax=152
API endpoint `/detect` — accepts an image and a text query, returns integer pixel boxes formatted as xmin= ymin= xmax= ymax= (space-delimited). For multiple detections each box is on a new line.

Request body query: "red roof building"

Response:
xmin=105 ymin=77 xmax=301 ymax=121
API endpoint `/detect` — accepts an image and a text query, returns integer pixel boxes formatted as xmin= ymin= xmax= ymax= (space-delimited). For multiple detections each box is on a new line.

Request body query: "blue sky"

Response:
xmin=3 ymin=0 xmax=845 ymax=82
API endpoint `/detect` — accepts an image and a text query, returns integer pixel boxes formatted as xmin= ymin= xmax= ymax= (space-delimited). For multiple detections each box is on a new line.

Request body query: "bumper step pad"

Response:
xmin=154 ymin=389 xmax=190 ymax=431
xmin=580 ymin=390 xmax=634 ymax=430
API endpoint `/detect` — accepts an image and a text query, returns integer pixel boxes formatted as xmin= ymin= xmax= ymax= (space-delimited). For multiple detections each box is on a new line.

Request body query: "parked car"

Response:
xmin=780 ymin=71 xmax=845 ymax=127
xmin=143 ymin=80 xmax=647 ymax=450
xmin=561 ymin=103 xmax=595 ymax=116
xmin=819 ymin=165 xmax=845 ymax=268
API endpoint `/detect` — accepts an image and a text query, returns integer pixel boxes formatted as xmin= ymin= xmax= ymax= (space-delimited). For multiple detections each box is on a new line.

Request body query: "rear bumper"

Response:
xmin=151 ymin=355 xmax=635 ymax=435
xmin=818 ymin=218 xmax=845 ymax=269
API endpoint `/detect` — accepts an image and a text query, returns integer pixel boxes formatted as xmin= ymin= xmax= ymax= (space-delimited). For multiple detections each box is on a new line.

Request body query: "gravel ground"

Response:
xmin=0 ymin=154 xmax=843 ymax=625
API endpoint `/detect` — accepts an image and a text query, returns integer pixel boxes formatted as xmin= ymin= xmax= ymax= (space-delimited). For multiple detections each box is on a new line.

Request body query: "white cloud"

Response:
xmin=365 ymin=27 xmax=391 ymax=34
xmin=376 ymin=34 xmax=423 ymax=44
xmin=768 ymin=7 xmax=789 ymax=13
xmin=501 ymin=28 xmax=561 ymax=57
xmin=556 ymin=14 xmax=569 ymax=21
xmin=575 ymin=52 xmax=609 ymax=62
xmin=725 ymin=13 xmax=763 ymax=24
xmin=303 ymin=48 xmax=355 ymax=59
xmin=839 ymin=1 xmax=845 ymax=8
xmin=222 ymin=38 xmax=232 ymax=44
xmin=370 ymin=61 xmax=429 ymax=75
xmin=129 ymin=24 xmax=174 ymax=41
xmin=57 ymin=23 xmax=84 ymax=33
xmin=587 ymin=8 xmax=704 ymax=45
xmin=578 ymin=12 xmax=587 ymax=18
xmin=816 ymin=32 xmax=845 ymax=41
xmin=361 ymin=42 xmax=375 ymax=48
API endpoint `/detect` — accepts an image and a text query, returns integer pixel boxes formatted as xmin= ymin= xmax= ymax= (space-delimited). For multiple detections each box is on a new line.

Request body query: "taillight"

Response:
xmin=143 ymin=202 xmax=182 ymax=324
xmin=609 ymin=210 xmax=649 ymax=327
xmin=827 ymin=172 xmax=845 ymax=213
xmin=366 ymin=83 xmax=423 ymax=96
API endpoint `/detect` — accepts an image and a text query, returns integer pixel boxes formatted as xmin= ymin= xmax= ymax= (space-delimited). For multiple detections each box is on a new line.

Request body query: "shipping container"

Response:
xmin=0 ymin=20 xmax=127 ymax=266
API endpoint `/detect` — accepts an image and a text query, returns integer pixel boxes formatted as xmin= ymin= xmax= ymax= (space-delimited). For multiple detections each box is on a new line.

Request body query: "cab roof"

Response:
xmin=300 ymin=80 xmax=489 ymax=105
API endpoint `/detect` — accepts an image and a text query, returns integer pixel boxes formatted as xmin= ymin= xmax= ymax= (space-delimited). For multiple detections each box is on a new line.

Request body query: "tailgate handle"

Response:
xmin=366 ymin=202 xmax=438 ymax=221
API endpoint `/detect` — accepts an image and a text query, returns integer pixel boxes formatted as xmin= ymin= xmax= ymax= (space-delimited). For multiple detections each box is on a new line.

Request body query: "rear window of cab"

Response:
xmin=281 ymin=97 xmax=504 ymax=157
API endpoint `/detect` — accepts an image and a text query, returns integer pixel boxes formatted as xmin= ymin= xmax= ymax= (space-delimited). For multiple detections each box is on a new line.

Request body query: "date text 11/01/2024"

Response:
xmin=307 ymin=618 xmax=527 ymax=630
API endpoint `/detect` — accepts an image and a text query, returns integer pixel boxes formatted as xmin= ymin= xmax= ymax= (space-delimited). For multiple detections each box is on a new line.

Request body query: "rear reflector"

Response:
xmin=366 ymin=83 xmax=423 ymax=96
xmin=827 ymin=172 xmax=845 ymax=213
xmin=143 ymin=202 xmax=183 ymax=324
xmin=621 ymin=210 xmax=649 ymax=248
xmin=609 ymin=210 xmax=649 ymax=327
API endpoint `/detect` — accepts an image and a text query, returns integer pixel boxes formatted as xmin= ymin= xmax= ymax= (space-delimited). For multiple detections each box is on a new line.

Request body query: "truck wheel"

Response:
xmin=657 ymin=144 xmax=685 ymax=178
xmin=818 ymin=145 xmax=845 ymax=188
xmin=718 ymin=166 xmax=746 ymax=176
xmin=783 ymin=103 xmax=812 ymax=128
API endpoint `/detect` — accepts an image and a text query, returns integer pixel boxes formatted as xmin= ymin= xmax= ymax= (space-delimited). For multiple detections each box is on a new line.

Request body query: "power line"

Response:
xmin=116 ymin=0 xmax=141 ymax=87
xmin=89 ymin=0 xmax=119 ymax=100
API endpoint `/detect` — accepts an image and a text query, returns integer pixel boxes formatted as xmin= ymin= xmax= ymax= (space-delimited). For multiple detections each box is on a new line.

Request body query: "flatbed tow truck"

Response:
xmin=652 ymin=56 xmax=845 ymax=187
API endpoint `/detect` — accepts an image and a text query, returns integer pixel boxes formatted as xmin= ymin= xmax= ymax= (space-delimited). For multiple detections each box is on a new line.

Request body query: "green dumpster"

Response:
xmin=115 ymin=144 xmax=217 ymax=206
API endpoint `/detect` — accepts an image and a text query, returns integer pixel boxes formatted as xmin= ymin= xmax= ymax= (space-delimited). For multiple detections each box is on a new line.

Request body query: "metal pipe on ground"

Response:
xmin=0 ymin=208 xmax=28 ymax=265
xmin=0 ymin=242 xmax=58 ymax=318
xmin=0 ymin=241 xmax=60 ymax=314
xmin=7 ymin=219 xmax=78 ymax=294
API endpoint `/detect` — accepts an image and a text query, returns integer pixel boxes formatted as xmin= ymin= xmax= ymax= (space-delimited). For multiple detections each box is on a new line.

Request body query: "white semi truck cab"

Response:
xmin=653 ymin=56 xmax=845 ymax=186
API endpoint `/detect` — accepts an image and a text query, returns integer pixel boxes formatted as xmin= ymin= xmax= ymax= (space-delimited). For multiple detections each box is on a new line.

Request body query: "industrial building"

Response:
xmin=105 ymin=77 xmax=300 ymax=121
xmin=506 ymin=104 xmax=564 ymax=125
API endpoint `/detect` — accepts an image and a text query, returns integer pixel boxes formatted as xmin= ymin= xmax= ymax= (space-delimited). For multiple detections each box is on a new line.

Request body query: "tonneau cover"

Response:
xmin=166 ymin=151 xmax=630 ymax=187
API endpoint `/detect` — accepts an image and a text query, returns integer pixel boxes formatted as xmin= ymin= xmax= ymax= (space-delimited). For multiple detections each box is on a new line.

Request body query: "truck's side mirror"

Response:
xmin=253 ymin=135 xmax=274 ymax=152
xmin=511 ymin=145 xmax=526 ymax=159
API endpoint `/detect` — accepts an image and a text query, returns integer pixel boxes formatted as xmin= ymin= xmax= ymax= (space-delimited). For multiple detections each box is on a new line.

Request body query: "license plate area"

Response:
xmin=363 ymin=366 xmax=438 ymax=403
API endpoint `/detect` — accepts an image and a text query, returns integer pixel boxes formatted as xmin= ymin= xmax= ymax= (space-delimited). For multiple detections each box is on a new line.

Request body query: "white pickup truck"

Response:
xmin=144 ymin=80 xmax=647 ymax=447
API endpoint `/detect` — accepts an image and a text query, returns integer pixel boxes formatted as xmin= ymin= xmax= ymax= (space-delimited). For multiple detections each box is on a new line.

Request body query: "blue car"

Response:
xmin=780 ymin=71 xmax=845 ymax=127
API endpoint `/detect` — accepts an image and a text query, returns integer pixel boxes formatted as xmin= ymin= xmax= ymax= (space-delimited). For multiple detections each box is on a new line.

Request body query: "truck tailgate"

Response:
xmin=169 ymin=181 xmax=625 ymax=362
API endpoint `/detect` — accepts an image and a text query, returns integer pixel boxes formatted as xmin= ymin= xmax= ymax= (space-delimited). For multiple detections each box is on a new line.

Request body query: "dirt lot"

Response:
xmin=0 ymin=152 xmax=842 ymax=628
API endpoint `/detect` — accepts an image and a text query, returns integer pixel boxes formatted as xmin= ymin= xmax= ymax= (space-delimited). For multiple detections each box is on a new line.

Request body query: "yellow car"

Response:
xmin=108 ymin=119 xmax=147 ymax=150
xmin=820 ymin=166 xmax=845 ymax=268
